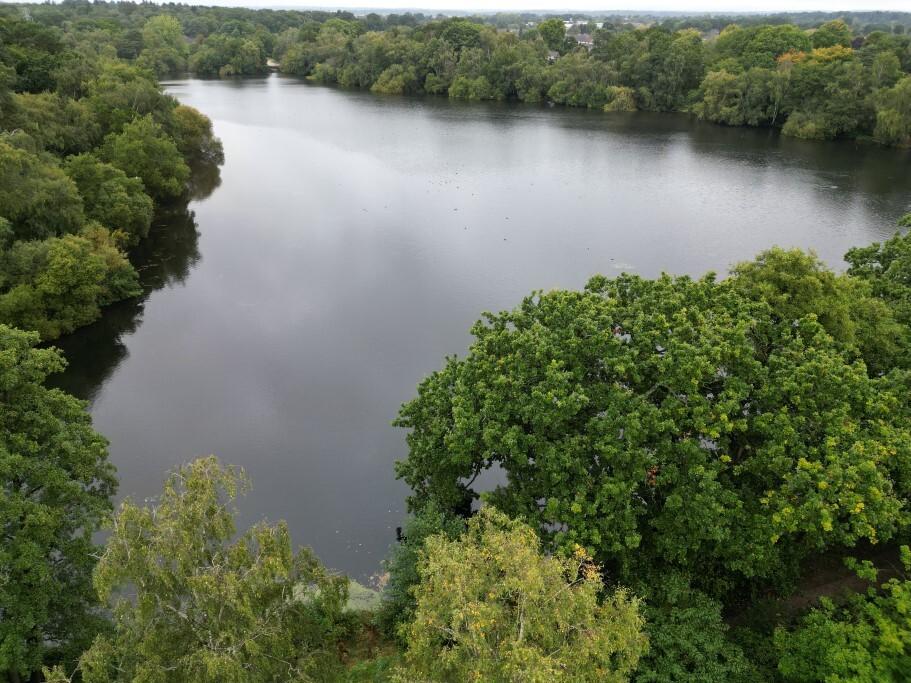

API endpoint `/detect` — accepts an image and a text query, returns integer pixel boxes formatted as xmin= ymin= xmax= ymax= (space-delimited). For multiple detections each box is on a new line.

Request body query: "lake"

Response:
xmin=53 ymin=74 xmax=911 ymax=580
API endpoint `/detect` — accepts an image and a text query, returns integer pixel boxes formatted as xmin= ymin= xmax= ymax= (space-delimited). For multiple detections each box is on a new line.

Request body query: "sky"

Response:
xmin=225 ymin=1 xmax=911 ymax=11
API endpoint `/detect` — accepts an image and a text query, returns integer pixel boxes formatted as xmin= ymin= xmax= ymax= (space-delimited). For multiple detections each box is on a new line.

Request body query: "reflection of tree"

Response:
xmin=549 ymin=107 xmax=911 ymax=208
xmin=684 ymin=117 xmax=911 ymax=204
xmin=187 ymin=159 xmax=222 ymax=202
xmin=48 ymin=165 xmax=213 ymax=402
xmin=46 ymin=295 xmax=143 ymax=402
xmin=136 ymin=202 xmax=202 ymax=291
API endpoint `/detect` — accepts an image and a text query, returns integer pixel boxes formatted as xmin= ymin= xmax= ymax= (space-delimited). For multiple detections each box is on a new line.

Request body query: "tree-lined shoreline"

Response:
xmin=1 ymin=6 xmax=224 ymax=340
xmin=4 ymin=4 xmax=911 ymax=147
xmin=4 ymin=3 xmax=911 ymax=682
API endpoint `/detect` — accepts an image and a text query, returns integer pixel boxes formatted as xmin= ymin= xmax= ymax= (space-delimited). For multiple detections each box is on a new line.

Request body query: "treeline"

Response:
xmin=451 ymin=10 xmax=911 ymax=35
xmin=6 ymin=220 xmax=911 ymax=682
xmin=655 ymin=11 xmax=911 ymax=33
xmin=277 ymin=17 xmax=911 ymax=145
xmin=0 ymin=1 xmax=418 ymax=79
xmin=3 ymin=2 xmax=910 ymax=144
xmin=0 ymin=12 xmax=222 ymax=339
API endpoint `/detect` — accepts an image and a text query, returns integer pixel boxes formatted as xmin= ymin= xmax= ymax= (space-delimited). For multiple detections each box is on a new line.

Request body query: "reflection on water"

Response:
xmin=51 ymin=162 xmax=219 ymax=400
xmin=187 ymin=159 xmax=223 ymax=202
xmin=54 ymin=75 xmax=911 ymax=580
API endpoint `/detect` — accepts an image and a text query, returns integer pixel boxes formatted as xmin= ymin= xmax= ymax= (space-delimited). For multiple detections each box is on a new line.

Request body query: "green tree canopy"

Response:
xmin=269 ymin=13 xmax=910 ymax=145
xmin=537 ymin=18 xmax=566 ymax=52
xmin=779 ymin=46 xmax=872 ymax=141
xmin=1 ymin=92 xmax=99 ymax=156
xmin=774 ymin=547 xmax=911 ymax=682
xmin=0 ymin=15 xmax=64 ymax=93
xmin=439 ymin=19 xmax=484 ymax=52
xmin=189 ymin=33 xmax=267 ymax=78
xmin=64 ymin=153 xmax=154 ymax=246
xmin=0 ymin=325 xmax=116 ymax=681
xmin=99 ymin=114 xmax=190 ymax=200
xmin=729 ymin=247 xmax=908 ymax=373
xmin=742 ymin=24 xmax=812 ymax=68
xmin=0 ymin=64 xmax=15 ymax=121
xmin=166 ymin=104 xmax=224 ymax=165
xmin=53 ymin=457 xmax=349 ymax=683
xmin=375 ymin=503 xmax=465 ymax=643
xmin=845 ymin=227 xmax=911 ymax=329
xmin=86 ymin=61 xmax=177 ymax=136
xmin=395 ymin=507 xmax=647 ymax=683
xmin=395 ymin=272 xmax=911 ymax=595
xmin=0 ymin=139 xmax=84 ymax=242
xmin=137 ymin=15 xmax=189 ymax=77
xmin=633 ymin=574 xmax=755 ymax=683
xmin=873 ymin=76 xmax=911 ymax=146
xmin=811 ymin=19 xmax=854 ymax=49
xmin=0 ymin=225 xmax=141 ymax=339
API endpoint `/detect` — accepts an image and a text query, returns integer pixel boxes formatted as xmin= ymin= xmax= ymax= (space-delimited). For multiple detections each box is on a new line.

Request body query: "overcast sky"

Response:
xmin=226 ymin=1 xmax=911 ymax=11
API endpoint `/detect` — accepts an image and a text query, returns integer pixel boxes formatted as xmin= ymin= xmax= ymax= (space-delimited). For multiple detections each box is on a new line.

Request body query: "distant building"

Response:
xmin=547 ymin=50 xmax=560 ymax=62
xmin=577 ymin=34 xmax=594 ymax=48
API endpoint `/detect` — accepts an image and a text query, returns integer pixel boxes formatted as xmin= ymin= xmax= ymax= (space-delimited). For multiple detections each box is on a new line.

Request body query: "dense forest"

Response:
xmin=4 ymin=2 xmax=911 ymax=682
xmin=1 ymin=2 xmax=911 ymax=146
xmin=273 ymin=15 xmax=911 ymax=145
xmin=0 ymin=5 xmax=224 ymax=340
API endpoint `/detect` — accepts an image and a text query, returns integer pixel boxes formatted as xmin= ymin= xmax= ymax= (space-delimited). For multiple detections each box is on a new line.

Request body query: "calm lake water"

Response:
xmin=54 ymin=74 xmax=911 ymax=580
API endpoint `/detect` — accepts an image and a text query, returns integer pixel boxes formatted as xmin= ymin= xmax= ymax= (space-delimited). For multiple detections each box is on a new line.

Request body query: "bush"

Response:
xmin=782 ymin=111 xmax=832 ymax=139
xmin=774 ymin=547 xmax=911 ymax=682
xmin=635 ymin=575 xmax=756 ymax=683
xmin=448 ymin=75 xmax=496 ymax=100
xmin=375 ymin=503 xmax=464 ymax=642
xmin=371 ymin=65 xmax=419 ymax=95
xmin=604 ymin=86 xmax=637 ymax=112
